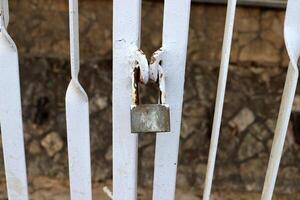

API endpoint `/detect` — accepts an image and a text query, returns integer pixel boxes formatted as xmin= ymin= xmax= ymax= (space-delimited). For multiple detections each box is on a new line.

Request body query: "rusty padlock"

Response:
xmin=130 ymin=68 xmax=170 ymax=133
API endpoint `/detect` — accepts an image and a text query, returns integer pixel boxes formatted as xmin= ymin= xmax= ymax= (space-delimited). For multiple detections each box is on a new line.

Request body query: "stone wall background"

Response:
xmin=0 ymin=0 xmax=300 ymax=197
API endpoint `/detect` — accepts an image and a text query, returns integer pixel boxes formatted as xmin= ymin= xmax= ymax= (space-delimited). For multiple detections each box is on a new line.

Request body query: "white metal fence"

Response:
xmin=0 ymin=0 xmax=299 ymax=199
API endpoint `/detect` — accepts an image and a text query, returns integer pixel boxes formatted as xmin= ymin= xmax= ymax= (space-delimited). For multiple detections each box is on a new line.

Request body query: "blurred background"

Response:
xmin=1 ymin=0 xmax=300 ymax=199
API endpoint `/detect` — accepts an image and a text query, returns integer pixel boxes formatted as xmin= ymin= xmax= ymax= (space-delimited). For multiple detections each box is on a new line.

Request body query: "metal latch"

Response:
xmin=130 ymin=56 xmax=170 ymax=133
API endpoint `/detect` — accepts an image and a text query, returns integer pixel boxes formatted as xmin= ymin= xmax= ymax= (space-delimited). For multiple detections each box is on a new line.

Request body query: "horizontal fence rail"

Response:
xmin=192 ymin=0 xmax=286 ymax=8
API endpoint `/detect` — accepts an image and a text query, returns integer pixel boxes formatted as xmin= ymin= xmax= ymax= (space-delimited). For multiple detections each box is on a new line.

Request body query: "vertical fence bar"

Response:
xmin=203 ymin=0 xmax=237 ymax=199
xmin=261 ymin=65 xmax=298 ymax=200
xmin=113 ymin=0 xmax=142 ymax=199
xmin=66 ymin=0 xmax=92 ymax=199
xmin=152 ymin=0 xmax=191 ymax=199
xmin=261 ymin=0 xmax=299 ymax=198
xmin=0 ymin=0 xmax=29 ymax=199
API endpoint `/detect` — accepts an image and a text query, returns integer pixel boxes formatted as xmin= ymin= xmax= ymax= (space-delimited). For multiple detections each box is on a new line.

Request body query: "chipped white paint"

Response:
xmin=66 ymin=0 xmax=92 ymax=199
xmin=0 ymin=0 xmax=29 ymax=199
xmin=113 ymin=0 xmax=142 ymax=199
xmin=261 ymin=0 xmax=299 ymax=199
xmin=152 ymin=1 xmax=191 ymax=199
xmin=113 ymin=0 xmax=190 ymax=198
xmin=130 ymin=46 xmax=149 ymax=84
xmin=203 ymin=0 xmax=237 ymax=199
xmin=150 ymin=49 xmax=166 ymax=104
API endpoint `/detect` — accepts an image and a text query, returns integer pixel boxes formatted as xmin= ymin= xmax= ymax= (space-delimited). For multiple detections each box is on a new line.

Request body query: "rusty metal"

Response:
xmin=150 ymin=48 xmax=166 ymax=104
xmin=131 ymin=104 xmax=170 ymax=133
xmin=131 ymin=67 xmax=140 ymax=105
xmin=130 ymin=46 xmax=149 ymax=84
xmin=149 ymin=48 xmax=164 ymax=82
xmin=130 ymin=60 xmax=170 ymax=133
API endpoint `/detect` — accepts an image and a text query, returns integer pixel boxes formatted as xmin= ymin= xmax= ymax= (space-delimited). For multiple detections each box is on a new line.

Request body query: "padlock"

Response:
xmin=130 ymin=67 xmax=170 ymax=133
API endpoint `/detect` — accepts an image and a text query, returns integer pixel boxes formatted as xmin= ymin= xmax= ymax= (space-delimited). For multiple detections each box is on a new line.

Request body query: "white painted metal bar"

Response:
xmin=203 ymin=0 xmax=237 ymax=199
xmin=0 ymin=0 xmax=29 ymax=199
xmin=113 ymin=0 xmax=142 ymax=199
xmin=261 ymin=0 xmax=299 ymax=199
xmin=1 ymin=0 xmax=8 ymax=28
xmin=152 ymin=0 xmax=191 ymax=199
xmin=65 ymin=0 xmax=92 ymax=199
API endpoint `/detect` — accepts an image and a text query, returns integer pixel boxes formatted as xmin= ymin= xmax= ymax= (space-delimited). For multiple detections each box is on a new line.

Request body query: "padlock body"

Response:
xmin=131 ymin=104 xmax=170 ymax=133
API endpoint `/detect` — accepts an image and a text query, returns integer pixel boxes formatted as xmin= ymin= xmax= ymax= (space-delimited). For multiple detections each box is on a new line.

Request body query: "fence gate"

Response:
xmin=113 ymin=0 xmax=191 ymax=199
xmin=0 ymin=0 xmax=300 ymax=199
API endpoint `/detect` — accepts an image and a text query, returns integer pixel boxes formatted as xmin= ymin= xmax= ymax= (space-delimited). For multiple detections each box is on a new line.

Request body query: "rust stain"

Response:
xmin=132 ymin=67 xmax=140 ymax=105
xmin=131 ymin=104 xmax=170 ymax=133
xmin=9 ymin=175 xmax=24 ymax=196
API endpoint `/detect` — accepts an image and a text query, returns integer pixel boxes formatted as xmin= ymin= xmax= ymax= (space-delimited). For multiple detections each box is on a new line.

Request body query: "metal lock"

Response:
xmin=130 ymin=68 xmax=170 ymax=133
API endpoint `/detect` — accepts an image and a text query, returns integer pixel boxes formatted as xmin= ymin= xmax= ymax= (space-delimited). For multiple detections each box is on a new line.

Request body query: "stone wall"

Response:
xmin=0 ymin=0 xmax=300 ymax=196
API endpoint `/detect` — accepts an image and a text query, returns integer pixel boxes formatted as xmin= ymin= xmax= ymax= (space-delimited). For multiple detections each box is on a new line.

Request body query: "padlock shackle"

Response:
xmin=130 ymin=50 xmax=170 ymax=134
xmin=131 ymin=64 xmax=166 ymax=105
xmin=131 ymin=47 xmax=167 ymax=105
